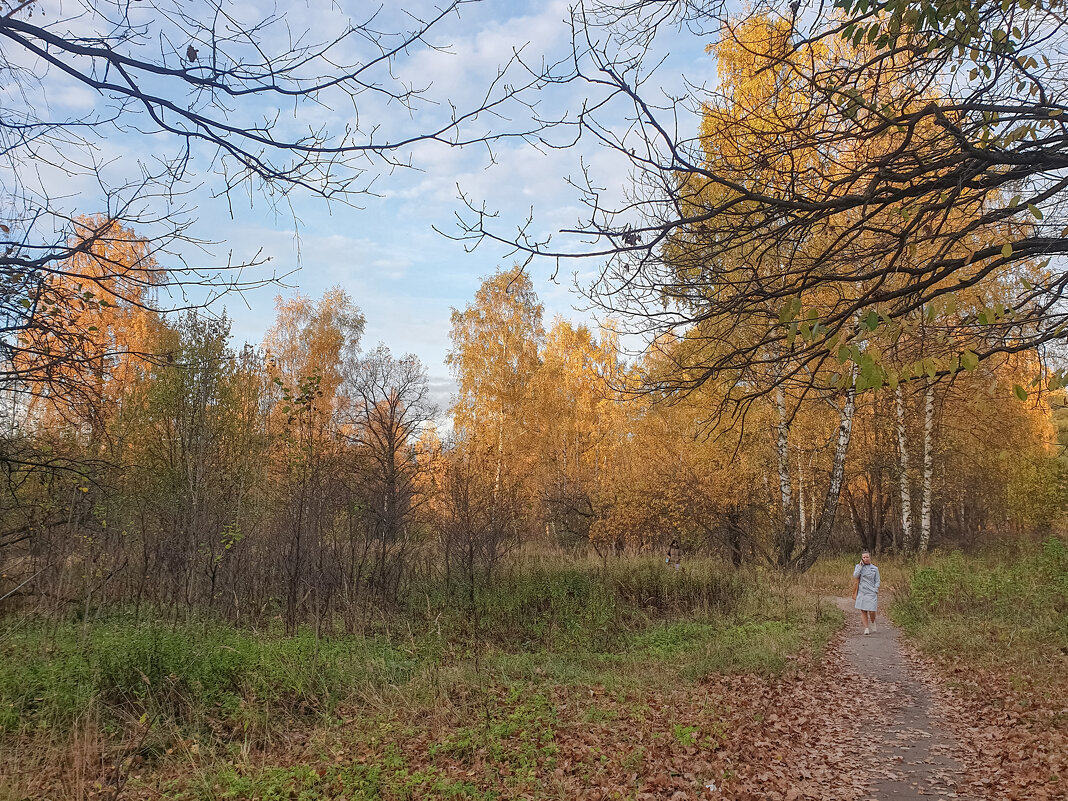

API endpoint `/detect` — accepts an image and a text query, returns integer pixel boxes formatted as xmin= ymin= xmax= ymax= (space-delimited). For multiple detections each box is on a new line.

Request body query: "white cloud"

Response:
xmin=10 ymin=0 xmax=720 ymax=388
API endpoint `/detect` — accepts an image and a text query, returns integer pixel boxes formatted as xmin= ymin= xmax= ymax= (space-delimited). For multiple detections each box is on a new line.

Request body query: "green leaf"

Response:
xmin=961 ymin=350 xmax=979 ymax=371
xmin=1028 ymin=204 xmax=1043 ymax=220
xmin=864 ymin=310 xmax=879 ymax=331
xmin=1013 ymin=384 xmax=1028 ymax=401
xmin=1001 ymin=242 xmax=1013 ymax=258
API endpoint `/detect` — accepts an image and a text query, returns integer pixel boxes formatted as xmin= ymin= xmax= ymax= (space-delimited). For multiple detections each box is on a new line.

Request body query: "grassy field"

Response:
xmin=890 ymin=536 xmax=1068 ymax=696
xmin=0 ymin=558 xmax=842 ymax=800
xmin=9 ymin=541 xmax=1063 ymax=800
xmin=887 ymin=537 xmax=1068 ymax=800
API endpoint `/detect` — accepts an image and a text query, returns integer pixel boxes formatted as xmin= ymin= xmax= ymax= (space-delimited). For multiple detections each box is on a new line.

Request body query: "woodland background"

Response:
xmin=2 ymin=0 xmax=1068 ymax=797
xmin=2 ymin=255 xmax=1063 ymax=630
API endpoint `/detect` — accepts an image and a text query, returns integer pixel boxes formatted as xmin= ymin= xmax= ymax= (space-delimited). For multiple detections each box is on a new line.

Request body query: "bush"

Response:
xmin=891 ymin=537 xmax=1068 ymax=664
xmin=0 ymin=620 xmax=419 ymax=733
xmin=463 ymin=559 xmax=747 ymax=652
xmin=0 ymin=557 xmax=788 ymax=735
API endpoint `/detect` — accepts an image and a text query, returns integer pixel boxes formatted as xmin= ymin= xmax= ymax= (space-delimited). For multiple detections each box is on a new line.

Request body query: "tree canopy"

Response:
xmin=460 ymin=0 xmax=1068 ymax=403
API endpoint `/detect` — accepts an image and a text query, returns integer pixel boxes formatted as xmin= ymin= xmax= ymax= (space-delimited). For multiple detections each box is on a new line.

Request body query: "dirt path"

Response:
xmin=832 ymin=596 xmax=972 ymax=801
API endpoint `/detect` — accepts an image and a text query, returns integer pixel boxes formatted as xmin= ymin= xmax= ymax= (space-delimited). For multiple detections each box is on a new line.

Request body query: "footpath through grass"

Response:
xmin=1 ymin=558 xmax=842 ymax=800
xmin=889 ymin=537 xmax=1068 ymax=800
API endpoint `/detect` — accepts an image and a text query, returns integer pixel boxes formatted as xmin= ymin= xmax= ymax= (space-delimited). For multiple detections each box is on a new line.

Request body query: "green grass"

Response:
xmin=433 ymin=558 xmax=750 ymax=653
xmin=0 ymin=620 xmax=423 ymax=733
xmin=891 ymin=536 xmax=1068 ymax=686
xmin=631 ymin=618 xmax=817 ymax=678
xmin=0 ymin=561 xmax=843 ymax=737
xmin=185 ymin=751 xmax=496 ymax=801
xmin=1 ymin=557 xmax=848 ymax=800
xmin=175 ymin=687 xmax=563 ymax=800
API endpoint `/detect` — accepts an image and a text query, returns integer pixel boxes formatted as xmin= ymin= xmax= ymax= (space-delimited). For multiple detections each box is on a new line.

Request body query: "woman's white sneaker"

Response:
xmin=864 ymin=627 xmax=870 ymax=635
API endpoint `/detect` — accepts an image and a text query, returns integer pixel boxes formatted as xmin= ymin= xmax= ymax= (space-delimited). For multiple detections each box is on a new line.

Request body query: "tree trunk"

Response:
xmin=893 ymin=385 xmax=915 ymax=553
xmin=775 ymin=385 xmax=796 ymax=565
xmin=494 ymin=408 xmax=503 ymax=497
xmin=845 ymin=487 xmax=868 ymax=551
xmin=796 ymin=447 xmax=807 ymax=551
xmin=918 ymin=381 xmax=935 ymax=554
xmin=794 ymin=376 xmax=856 ymax=572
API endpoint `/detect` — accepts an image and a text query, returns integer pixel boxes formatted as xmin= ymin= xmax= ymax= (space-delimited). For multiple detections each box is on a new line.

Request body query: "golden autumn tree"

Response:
xmin=528 ymin=319 xmax=624 ymax=546
xmin=447 ymin=267 xmax=543 ymax=511
xmin=263 ymin=288 xmax=365 ymax=419
xmin=618 ymin=14 xmax=1054 ymax=567
xmin=262 ymin=288 xmax=364 ymax=632
xmin=588 ymin=336 xmax=779 ymax=563
xmin=628 ymin=15 xmax=873 ymax=569
xmin=843 ymin=348 xmax=1063 ymax=554
xmin=11 ymin=215 xmax=167 ymax=439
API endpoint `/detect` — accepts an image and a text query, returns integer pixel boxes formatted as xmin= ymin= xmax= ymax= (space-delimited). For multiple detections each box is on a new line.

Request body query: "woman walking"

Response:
xmin=852 ymin=551 xmax=881 ymax=635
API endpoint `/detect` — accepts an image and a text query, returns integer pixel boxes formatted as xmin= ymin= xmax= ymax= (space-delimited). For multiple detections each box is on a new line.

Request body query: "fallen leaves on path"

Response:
xmin=913 ymin=649 xmax=1068 ymax=801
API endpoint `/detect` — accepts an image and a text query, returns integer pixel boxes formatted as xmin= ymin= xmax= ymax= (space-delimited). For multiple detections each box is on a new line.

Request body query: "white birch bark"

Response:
xmin=797 ymin=447 xmax=807 ymax=550
xmin=893 ymin=385 xmax=915 ymax=553
xmin=797 ymin=371 xmax=857 ymax=572
xmin=775 ymin=385 xmax=795 ymax=560
xmin=919 ymin=381 xmax=935 ymax=554
xmin=494 ymin=406 xmax=503 ymax=498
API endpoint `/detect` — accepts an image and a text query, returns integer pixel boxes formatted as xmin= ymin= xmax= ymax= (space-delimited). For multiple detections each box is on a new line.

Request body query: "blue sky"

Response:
xmin=9 ymin=0 xmax=720 ymax=412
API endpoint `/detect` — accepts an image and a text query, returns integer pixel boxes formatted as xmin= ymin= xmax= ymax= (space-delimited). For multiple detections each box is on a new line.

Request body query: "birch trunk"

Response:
xmin=919 ymin=381 xmax=935 ymax=554
xmin=797 ymin=447 xmax=807 ymax=551
xmin=893 ymin=386 xmax=915 ymax=553
xmin=775 ymin=385 xmax=796 ymax=565
xmin=795 ymin=375 xmax=856 ymax=572
xmin=494 ymin=407 xmax=503 ymax=498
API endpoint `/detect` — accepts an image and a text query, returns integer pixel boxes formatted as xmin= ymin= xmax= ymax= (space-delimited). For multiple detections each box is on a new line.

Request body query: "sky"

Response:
xmin=7 ymin=0 xmax=721 ymax=414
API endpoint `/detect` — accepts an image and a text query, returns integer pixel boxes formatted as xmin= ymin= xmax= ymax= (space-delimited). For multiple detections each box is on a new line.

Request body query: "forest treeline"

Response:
xmin=0 ymin=221 xmax=1062 ymax=630
xmin=5 ymin=9 xmax=1068 ymax=627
